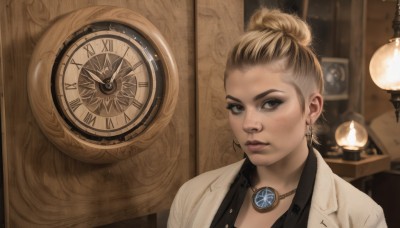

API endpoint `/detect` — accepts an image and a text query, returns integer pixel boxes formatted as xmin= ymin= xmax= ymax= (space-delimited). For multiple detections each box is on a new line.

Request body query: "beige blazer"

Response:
xmin=167 ymin=151 xmax=387 ymax=228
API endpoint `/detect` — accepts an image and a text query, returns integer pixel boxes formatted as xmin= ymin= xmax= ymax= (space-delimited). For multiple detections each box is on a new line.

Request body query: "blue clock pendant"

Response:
xmin=252 ymin=187 xmax=279 ymax=212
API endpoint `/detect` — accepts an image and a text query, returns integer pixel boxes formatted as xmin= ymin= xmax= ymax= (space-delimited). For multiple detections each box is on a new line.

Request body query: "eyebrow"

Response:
xmin=226 ymin=89 xmax=283 ymax=102
xmin=253 ymin=89 xmax=283 ymax=101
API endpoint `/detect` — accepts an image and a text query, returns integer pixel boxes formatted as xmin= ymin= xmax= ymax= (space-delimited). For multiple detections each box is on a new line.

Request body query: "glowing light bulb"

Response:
xmin=370 ymin=38 xmax=400 ymax=91
xmin=335 ymin=120 xmax=368 ymax=150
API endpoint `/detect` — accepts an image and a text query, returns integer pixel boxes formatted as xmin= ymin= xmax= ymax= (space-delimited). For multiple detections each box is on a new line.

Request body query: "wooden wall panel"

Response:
xmin=196 ymin=0 xmax=244 ymax=173
xmin=349 ymin=0 xmax=366 ymax=113
xmin=0 ymin=0 xmax=194 ymax=227
xmin=364 ymin=0 xmax=394 ymax=122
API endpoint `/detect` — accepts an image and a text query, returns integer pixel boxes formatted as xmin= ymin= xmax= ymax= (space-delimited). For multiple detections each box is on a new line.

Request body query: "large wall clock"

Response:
xmin=28 ymin=6 xmax=179 ymax=163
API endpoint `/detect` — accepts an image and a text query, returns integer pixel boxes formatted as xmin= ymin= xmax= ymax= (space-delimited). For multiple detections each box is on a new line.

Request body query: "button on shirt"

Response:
xmin=210 ymin=147 xmax=317 ymax=228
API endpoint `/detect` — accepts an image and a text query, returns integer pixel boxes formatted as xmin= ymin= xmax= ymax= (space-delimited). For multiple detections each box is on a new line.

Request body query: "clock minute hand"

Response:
xmin=84 ymin=68 xmax=105 ymax=84
xmin=110 ymin=47 xmax=129 ymax=83
xmin=110 ymin=58 xmax=123 ymax=83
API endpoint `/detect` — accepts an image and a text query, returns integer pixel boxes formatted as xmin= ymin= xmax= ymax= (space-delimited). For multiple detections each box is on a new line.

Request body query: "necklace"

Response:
xmin=251 ymin=186 xmax=296 ymax=212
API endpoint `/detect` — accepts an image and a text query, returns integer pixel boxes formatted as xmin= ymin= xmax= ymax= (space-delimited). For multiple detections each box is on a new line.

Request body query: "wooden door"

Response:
xmin=0 ymin=0 xmax=243 ymax=227
xmin=0 ymin=1 xmax=195 ymax=227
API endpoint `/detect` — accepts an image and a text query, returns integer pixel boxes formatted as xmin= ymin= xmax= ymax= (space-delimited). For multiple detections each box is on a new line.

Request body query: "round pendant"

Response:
xmin=252 ymin=187 xmax=279 ymax=212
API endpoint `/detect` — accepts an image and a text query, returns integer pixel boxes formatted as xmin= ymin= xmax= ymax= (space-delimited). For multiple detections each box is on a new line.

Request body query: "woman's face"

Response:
xmin=225 ymin=62 xmax=309 ymax=167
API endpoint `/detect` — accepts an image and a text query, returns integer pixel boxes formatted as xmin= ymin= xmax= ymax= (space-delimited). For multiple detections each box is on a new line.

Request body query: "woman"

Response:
xmin=168 ymin=8 xmax=386 ymax=228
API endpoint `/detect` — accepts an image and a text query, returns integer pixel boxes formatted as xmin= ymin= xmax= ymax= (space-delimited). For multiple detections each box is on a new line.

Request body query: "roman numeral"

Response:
xmin=70 ymin=59 xmax=83 ymax=70
xmin=69 ymin=98 xmax=82 ymax=112
xmin=83 ymin=43 xmax=95 ymax=58
xmin=83 ymin=112 xmax=96 ymax=126
xmin=138 ymin=82 xmax=148 ymax=87
xmin=124 ymin=112 xmax=131 ymax=123
xmin=106 ymin=117 xmax=114 ymax=129
xmin=131 ymin=99 xmax=143 ymax=109
xmin=102 ymin=39 xmax=113 ymax=52
xmin=64 ymin=83 xmax=77 ymax=90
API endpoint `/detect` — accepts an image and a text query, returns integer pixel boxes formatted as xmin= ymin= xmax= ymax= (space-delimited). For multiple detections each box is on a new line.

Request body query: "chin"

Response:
xmin=246 ymin=153 xmax=282 ymax=167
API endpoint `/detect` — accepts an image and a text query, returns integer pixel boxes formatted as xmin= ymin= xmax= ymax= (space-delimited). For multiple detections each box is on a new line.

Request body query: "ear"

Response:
xmin=306 ymin=93 xmax=323 ymax=125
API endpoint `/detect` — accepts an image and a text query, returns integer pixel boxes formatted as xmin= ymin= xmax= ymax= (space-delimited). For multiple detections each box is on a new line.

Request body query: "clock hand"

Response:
xmin=110 ymin=58 xmax=123 ymax=83
xmin=109 ymin=47 xmax=129 ymax=83
xmin=121 ymin=61 xmax=144 ymax=78
xmin=84 ymin=68 xmax=105 ymax=84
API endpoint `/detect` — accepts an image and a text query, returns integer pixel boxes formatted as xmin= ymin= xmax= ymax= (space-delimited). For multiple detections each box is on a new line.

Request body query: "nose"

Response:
xmin=242 ymin=110 xmax=263 ymax=133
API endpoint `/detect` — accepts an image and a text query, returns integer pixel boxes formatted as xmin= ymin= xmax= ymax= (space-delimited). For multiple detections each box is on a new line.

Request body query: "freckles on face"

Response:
xmin=225 ymin=64 xmax=307 ymax=165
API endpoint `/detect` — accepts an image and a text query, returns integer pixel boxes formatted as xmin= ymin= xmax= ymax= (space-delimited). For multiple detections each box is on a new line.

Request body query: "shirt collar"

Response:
xmin=291 ymin=145 xmax=317 ymax=210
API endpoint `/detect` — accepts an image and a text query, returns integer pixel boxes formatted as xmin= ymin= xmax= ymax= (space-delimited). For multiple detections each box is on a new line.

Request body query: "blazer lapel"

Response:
xmin=190 ymin=160 xmax=245 ymax=228
xmin=308 ymin=151 xmax=339 ymax=228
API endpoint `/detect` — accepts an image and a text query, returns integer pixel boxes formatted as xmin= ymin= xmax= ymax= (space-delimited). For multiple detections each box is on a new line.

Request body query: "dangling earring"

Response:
xmin=232 ymin=138 xmax=242 ymax=153
xmin=305 ymin=124 xmax=313 ymax=147
xmin=233 ymin=138 xmax=241 ymax=148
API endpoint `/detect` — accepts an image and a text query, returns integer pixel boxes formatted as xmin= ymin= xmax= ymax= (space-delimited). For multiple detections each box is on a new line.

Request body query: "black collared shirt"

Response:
xmin=210 ymin=147 xmax=317 ymax=228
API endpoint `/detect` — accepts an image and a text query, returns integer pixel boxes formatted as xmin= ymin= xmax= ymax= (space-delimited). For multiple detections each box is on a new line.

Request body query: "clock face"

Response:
xmin=53 ymin=22 xmax=163 ymax=141
xmin=321 ymin=58 xmax=349 ymax=101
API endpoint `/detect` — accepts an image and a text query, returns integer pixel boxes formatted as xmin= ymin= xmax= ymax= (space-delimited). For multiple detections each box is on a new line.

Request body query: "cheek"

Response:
xmin=228 ymin=115 xmax=243 ymax=137
xmin=272 ymin=107 xmax=305 ymax=138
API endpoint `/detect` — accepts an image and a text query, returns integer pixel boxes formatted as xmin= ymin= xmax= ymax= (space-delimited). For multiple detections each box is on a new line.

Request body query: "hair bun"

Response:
xmin=247 ymin=8 xmax=311 ymax=47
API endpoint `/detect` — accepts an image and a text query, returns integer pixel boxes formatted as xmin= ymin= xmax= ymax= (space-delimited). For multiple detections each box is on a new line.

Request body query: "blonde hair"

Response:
xmin=224 ymin=8 xmax=324 ymax=112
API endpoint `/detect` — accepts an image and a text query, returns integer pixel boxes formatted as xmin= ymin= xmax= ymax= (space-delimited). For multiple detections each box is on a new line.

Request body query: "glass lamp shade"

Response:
xmin=369 ymin=38 xmax=400 ymax=90
xmin=335 ymin=120 xmax=368 ymax=150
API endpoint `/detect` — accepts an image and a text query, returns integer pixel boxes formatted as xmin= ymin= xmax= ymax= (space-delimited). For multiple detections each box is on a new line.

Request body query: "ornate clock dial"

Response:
xmin=54 ymin=26 xmax=160 ymax=140
xmin=28 ymin=6 xmax=178 ymax=163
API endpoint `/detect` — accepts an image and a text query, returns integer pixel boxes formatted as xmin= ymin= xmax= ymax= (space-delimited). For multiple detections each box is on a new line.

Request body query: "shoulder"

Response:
xmin=332 ymin=174 xmax=386 ymax=227
xmin=313 ymin=150 xmax=378 ymax=206
xmin=332 ymin=174 xmax=379 ymax=208
xmin=168 ymin=160 xmax=244 ymax=227
xmin=172 ymin=160 xmax=245 ymax=206
xmin=178 ymin=159 xmax=245 ymax=197
xmin=312 ymin=150 xmax=386 ymax=227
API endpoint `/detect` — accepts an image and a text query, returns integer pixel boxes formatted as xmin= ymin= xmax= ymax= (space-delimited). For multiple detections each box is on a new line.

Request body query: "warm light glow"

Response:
xmin=370 ymin=38 xmax=400 ymax=90
xmin=335 ymin=120 xmax=368 ymax=149
xmin=344 ymin=121 xmax=357 ymax=146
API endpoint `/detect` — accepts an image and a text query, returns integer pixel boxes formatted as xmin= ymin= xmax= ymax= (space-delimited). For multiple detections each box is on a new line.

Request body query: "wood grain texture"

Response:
xmin=196 ymin=0 xmax=244 ymax=173
xmin=0 ymin=0 xmax=194 ymax=227
xmin=348 ymin=0 xmax=366 ymax=113
xmin=364 ymin=0 xmax=394 ymax=122
xmin=325 ymin=154 xmax=390 ymax=178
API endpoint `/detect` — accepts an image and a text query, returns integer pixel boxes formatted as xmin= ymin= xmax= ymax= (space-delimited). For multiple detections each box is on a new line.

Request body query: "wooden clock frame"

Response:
xmin=27 ymin=5 xmax=179 ymax=163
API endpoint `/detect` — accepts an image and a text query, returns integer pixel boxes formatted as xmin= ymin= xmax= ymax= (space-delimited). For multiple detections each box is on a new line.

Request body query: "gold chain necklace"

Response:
xmin=250 ymin=186 xmax=297 ymax=212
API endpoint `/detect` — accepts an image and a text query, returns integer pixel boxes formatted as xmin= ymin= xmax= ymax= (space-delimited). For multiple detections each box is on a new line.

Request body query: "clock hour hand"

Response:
xmin=84 ymin=68 xmax=105 ymax=84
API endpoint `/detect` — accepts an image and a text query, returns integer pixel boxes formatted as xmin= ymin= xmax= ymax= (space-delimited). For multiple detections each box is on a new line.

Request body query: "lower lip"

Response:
xmin=246 ymin=144 xmax=268 ymax=152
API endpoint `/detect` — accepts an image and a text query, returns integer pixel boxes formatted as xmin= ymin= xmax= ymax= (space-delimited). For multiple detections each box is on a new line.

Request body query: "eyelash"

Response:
xmin=226 ymin=99 xmax=283 ymax=115
xmin=262 ymin=99 xmax=283 ymax=110
xmin=226 ymin=103 xmax=244 ymax=115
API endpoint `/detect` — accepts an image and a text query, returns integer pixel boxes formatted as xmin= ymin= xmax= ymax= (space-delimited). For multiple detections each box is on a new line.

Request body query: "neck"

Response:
xmin=254 ymin=141 xmax=309 ymax=191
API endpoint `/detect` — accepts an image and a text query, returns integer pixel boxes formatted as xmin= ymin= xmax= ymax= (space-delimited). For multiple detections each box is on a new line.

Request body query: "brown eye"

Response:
xmin=226 ymin=103 xmax=244 ymax=115
xmin=262 ymin=99 xmax=282 ymax=110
